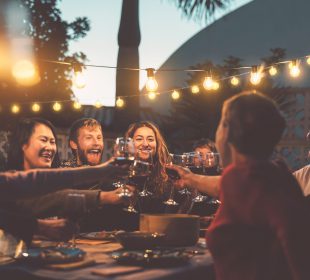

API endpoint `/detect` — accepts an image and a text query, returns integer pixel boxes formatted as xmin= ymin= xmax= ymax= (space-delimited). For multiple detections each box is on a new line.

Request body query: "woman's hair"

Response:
xmin=224 ymin=91 xmax=285 ymax=159
xmin=6 ymin=118 xmax=60 ymax=170
xmin=125 ymin=121 xmax=170 ymax=194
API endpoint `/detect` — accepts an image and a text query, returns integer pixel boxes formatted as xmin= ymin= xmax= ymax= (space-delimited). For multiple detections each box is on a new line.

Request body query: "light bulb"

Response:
xmin=250 ymin=66 xmax=262 ymax=85
xmin=73 ymin=70 xmax=86 ymax=89
xmin=73 ymin=101 xmax=82 ymax=110
xmin=171 ymin=90 xmax=180 ymax=100
xmin=146 ymin=68 xmax=158 ymax=92
xmin=212 ymin=81 xmax=220 ymax=91
xmin=203 ymin=76 xmax=214 ymax=90
xmin=148 ymin=92 xmax=157 ymax=100
xmin=94 ymin=101 xmax=102 ymax=108
xmin=116 ymin=97 xmax=125 ymax=108
xmin=269 ymin=66 xmax=278 ymax=76
xmin=12 ymin=59 xmax=40 ymax=86
xmin=191 ymin=85 xmax=200 ymax=94
xmin=11 ymin=104 xmax=20 ymax=114
xmin=289 ymin=60 xmax=301 ymax=78
xmin=230 ymin=76 xmax=240 ymax=86
xmin=52 ymin=102 xmax=62 ymax=112
xmin=32 ymin=103 xmax=41 ymax=112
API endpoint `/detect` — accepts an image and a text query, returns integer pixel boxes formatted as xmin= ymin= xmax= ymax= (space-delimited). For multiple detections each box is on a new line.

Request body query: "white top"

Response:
xmin=293 ymin=165 xmax=310 ymax=196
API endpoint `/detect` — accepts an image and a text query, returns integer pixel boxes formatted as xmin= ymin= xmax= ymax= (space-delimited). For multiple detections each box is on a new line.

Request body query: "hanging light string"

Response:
xmin=4 ymin=53 xmax=310 ymax=113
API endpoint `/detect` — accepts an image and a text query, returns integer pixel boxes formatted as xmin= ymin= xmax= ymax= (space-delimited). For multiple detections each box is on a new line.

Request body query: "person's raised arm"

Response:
xmin=166 ymin=164 xmax=220 ymax=198
xmin=0 ymin=159 xmax=128 ymax=199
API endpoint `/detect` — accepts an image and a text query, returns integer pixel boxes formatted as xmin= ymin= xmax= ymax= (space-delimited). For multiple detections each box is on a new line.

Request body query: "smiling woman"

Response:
xmin=6 ymin=118 xmax=60 ymax=171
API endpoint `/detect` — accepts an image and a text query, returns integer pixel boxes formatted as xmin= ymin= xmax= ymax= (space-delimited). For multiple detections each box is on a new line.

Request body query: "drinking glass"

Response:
xmin=130 ymin=150 xmax=153 ymax=197
xmin=63 ymin=193 xmax=86 ymax=247
xmin=163 ymin=154 xmax=185 ymax=206
xmin=113 ymin=137 xmax=136 ymax=212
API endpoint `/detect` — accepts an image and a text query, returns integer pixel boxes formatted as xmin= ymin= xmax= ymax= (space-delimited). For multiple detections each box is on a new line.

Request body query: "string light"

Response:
xmin=203 ymin=73 xmax=214 ymax=90
xmin=250 ymin=65 xmax=263 ymax=85
xmin=269 ymin=66 xmax=278 ymax=76
xmin=146 ymin=68 xmax=158 ymax=92
xmin=31 ymin=103 xmax=41 ymax=112
xmin=94 ymin=101 xmax=102 ymax=108
xmin=52 ymin=102 xmax=62 ymax=112
xmin=72 ymin=64 xmax=86 ymax=89
xmin=212 ymin=81 xmax=220 ymax=91
xmin=230 ymin=76 xmax=240 ymax=86
xmin=116 ymin=97 xmax=125 ymax=108
xmin=12 ymin=59 xmax=40 ymax=86
xmin=306 ymin=56 xmax=310 ymax=65
xmin=11 ymin=104 xmax=20 ymax=114
xmin=289 ymin=60 xmax=301 ymax=78
xmin=171 ymin=90 xmax=180 ymax=100
xmin=148 ymin=92 xmax=157 ymax=100
xmin=73 ymin=101 xmax=82 ymax=110
xmin=191 ymin=85 xmax=200 ymax=94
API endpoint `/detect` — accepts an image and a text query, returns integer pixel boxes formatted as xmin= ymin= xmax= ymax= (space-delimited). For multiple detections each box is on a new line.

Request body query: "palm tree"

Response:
xmin=114 ymin=0 xmax=231 ymax=132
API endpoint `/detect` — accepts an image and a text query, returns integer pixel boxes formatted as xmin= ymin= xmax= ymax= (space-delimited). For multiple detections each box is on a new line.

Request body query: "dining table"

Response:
xmin=0 ymin=237 xmax=215 ymax=280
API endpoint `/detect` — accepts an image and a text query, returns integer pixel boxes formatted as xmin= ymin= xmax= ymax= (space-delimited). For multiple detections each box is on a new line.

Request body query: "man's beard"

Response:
xmin=77 ymin=147 xmax=103 ymax=166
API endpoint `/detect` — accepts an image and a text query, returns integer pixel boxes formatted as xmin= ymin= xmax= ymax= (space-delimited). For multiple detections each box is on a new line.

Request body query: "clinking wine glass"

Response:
xmin=163 ymin=154 xmax=185 ymax=206
xmin=202 ymin=152 xmax=222 ymax=206
xmin=130 ymin=150 xmax=153 ymax=197
xmin=184 ymin=152 xmax=207 ymax=203
xmin=63 ymin=193 xmax=86 ymax=247
xmin=113 ymin=137 xmax=136 ymax=212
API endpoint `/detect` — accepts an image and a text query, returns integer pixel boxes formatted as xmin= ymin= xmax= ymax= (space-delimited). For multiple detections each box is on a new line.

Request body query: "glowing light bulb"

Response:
xmin=230 ymin=76 xmax=240 ymax=86
xmin=11 ymin=104 xmax=20 ymax=114
xmin=31 ymin=103 xmax=41 ymax=112
xmin=146 ymin=68 xmax=158 ymax=92
xmin=52 ymin=102 xmax=62 ymax=112
xmin=94 ymin=101 xmax=102 ymax=108
xmin=148 ymin=92 xmax=157 ymax=100
xmin=191 ymin=85 xmax=200 ymax=94
xmin=73 ymin=101 xmax=82 ymax=110
xmin=73 ymin=70 xmax=86 ymax=89
xmin=269 ymin=66 xmax=278 ymax=76
xmin=171 ymin=90 xmax=180 ymax=100
xmin=250 ymin=66 xmax=262 ymax=85
xmin=12 ymin=59 xmax=40 ymax=86
xmin=307 ymin=56 xmax=310 ymax=65
xmin=289 ymin=60 xmax=301 ymax=78
xmin=203 ymin=76 xmax=214 ymax=90
xmin=212 ymin=81 xmax=220 ymax=91
xmin=116 ymin=97 xmax=125 ymax=108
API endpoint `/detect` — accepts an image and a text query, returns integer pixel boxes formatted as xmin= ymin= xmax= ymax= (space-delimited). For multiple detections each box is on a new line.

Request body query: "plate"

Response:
xmin=17 ymin=247 xmax=86 ymax=264
xmin=78 ymin=231 xmax=117 ymax=241
xmin=111 ymin=249 xmax=190 ymax=267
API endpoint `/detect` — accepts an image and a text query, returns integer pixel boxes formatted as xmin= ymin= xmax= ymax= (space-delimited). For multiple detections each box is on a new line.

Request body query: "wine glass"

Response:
xmin=163 ymin=154 xmax=184 ymax=206
xmin=203 ymin=152 xmax=221 ymax=205
xmin=130 ymin=150 xmax=153 ymax=197
xmin=63 ymin=193 xmax=86 ymax=247
xmin=113 ymin=137 xmax=136 ymax=213
xmin=183 ymin=152 xmax=208 ymax=203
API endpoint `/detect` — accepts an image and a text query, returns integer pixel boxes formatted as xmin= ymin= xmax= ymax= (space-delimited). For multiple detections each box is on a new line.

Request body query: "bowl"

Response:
xmin=140 ymin=214 xmax=200 ymax=247
xmin=115 ymin=231 xmax=166 ymax=250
